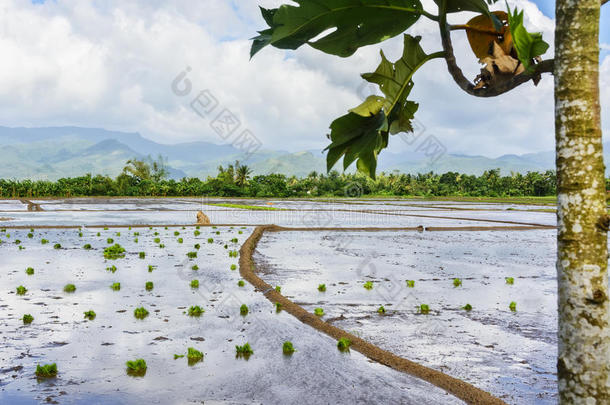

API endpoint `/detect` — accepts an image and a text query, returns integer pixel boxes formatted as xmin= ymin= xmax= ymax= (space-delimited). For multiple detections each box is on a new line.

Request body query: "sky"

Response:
xmin=0 ymin=0 xmax=607 ymax=158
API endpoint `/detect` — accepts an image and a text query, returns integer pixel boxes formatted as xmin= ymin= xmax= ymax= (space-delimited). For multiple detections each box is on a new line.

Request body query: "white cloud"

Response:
xmin=0 ymin=0 xmax=606 ymax=159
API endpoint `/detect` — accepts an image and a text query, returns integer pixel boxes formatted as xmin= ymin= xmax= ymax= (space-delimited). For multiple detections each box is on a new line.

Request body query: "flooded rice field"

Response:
xmin=0 ymin=198 xmax=574 ymax=404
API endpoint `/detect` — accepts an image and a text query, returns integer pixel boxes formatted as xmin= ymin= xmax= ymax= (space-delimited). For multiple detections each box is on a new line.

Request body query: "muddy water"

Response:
xmin=255 ymin=229 xmax=573 ymax=405
xmin=0 ymin=224 xmax=462 ymax=404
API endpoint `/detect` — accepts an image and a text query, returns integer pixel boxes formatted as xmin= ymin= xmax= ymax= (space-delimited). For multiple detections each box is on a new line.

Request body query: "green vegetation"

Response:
xmin=139 ymin=252 xmax=146 ymax=259
xmin=177 ymin=238 xmax=183 ymax=244
xmin=16 ymin=285 xmax=27 ymax=295
xmin=190 ymin=279 xmax=199 ymax=289
xmin=148 ymin=265 xmax=155 ymax=272
xmin=194 ymin=230 xmax=201 ymax=236
xmin=83 ymin=243 xmax=92 ymax=250
xmin=63 ymin=284 xmax=76 ymax=293
xmin=145 ymin=281 xmax=154 ymax=291
xmin=337 ymin=338 xmax=351 ymax=352
xmin=420 ymin=304 xmax=430 ymax=315
xmin=104 ymin=244 xmax=125 ymax=259
xmin=35 ymin=363 xmax=57 ymax=378
xmin=229 ymin=250 xmax=238 ymax=258
xmin=314 ymin=307 xmax=324 ymax=316
xmin=174 ymin=231 xmax=180 ymax=236
xmin=377 ymin=306 xmax=386 ymax=314
xmin=194 ymin=243 xmax=200 ymax=249
xmin=238 ymin=280 xmax=245 ymax=287
xmin=41 ymin=239 xmax=49 ymax=244
xmin=23 ymin=314 xmax=34 ymax=324
xmin=83 ymin=310 xmax=96 ymax=320
xmin=506 ymin=277 xmax=515 ymax=285
xmin=282 ymin=341 xmax=295 ymax=355
xmin=363 ymin=281 xmax=374 ymax=290
xmin=107 ymin=238 xmax=114 ymax=244
xmin=110 ymin=282 xmax=121 ymax=291
xmin=275 ymin=302 xmax=282 ymax=312
xmin=210 ymin=203 xmax=280 ymax=211
xmin=406 ymin=280 xmax=415 ymax=288
xmin=235 ymin=342 xmax=253 ymax=358
xmin=27 ymin=233 xmax=34 ymax=238
xmin=191 ymin=265 xmax=199 ymax=271
xmin=509 ymin=301 xmax=517 ymax=312
xmin=275 ymin=286 xmax=281 ymax=293
xmin=463 ymin=304 xmax=473 ymax=311
xmin=240 ymin=304 xmax=249 ymax=316
xmin=230 ymin=264 xmax=237 ymax=271
xmin=134 ymin=307 xmax=149 ymax=319
xmin=207 ymin=238 xmax=214 ymax=244
xmin=187 ymin=347 xmax=204 ymax=365
xmin=188 ymin=306 xmax=204 ymax=317
xmin=25 ymin=267 xmax=34 ymax=275
xmin=154 ymin=237 xmax=161 ymax=243
xmin=318 ymin=284 xmax=326 ymax=292
xmin=106 ymin=265 xmax=117 ymax=273
xmin=125 ymin=359 xmax=147 ymax=376
xmin=453 ymin=278 xmax=462 ymax=287
xmin=53 ymin=243 xmax=62 ymax=249
xmin=187 ymin=251 xmax=197 ymax=259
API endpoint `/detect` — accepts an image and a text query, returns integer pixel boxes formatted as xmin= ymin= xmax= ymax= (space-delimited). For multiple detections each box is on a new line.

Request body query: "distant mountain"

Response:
xmin=0 ymin=126 xmax=600 ymax=180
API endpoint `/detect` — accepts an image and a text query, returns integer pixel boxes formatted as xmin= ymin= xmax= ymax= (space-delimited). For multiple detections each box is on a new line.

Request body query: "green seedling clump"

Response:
xmin=188 ymin=306 xmax=204 ymax=317
xmin=35 ymin=363 xmax=57 ymax=378
xmin=63 ymin=284 xmax=76 ymax=293
xmin=110 ymin=282 xmax=121 ymax=291
xmin=240 ymin=304 xmax=249 ymax=315
xmin=83 ymin=244 xmax=92 ymax=250
xmin=406 ymin=280 xmax=415 ymax=288
xmin=377 ymin=306 xmax=386 ymax=314
xmin=148 ymin=265 xmax=155 ymax=273
xmin=145 ymin=281 xmax=154 ymax=291
xmin=187 ymin=347 xmax=204 ymax=365
xmin=104 ymin=244 xmax=126 ymax=259
xmin=231 ymin=238 xmax=238 ymax=243
xmin=134 ymin=307 xmax=149 ymax=319
xmin=318 ymin=284 xmax=326 ymax=292
xmin=27 ymin=232 xmax=34 ymax=238
xmin=275 ymin=302 xmax=282 ymax=312
xmin=14 ymin=239 xmax=21 ymax=245
xmin=106 ymin=265 xmax=117 ymax=273
xmin=463 ymin=303 xmax=473 ymax=311
xmin=154 ymin=237 xmax=161 ymax=244
xmin=190 ymin=279 xmax=199 ymax=289
xmin=420 ymin=304 xmax=430 ymax=314
xmin=314 ymin=308 xmax=324 ymax=316
xmin=228 ymin=250 xmax=238 ymax=258
xmin=230 ymin=264 xmax=237 ymax=271
xmin=54 ymin=243 xmax=62 ymax=249
xmin=509 ymin=301 xmax=517 ymax=312
xmin=173 ymin=354 xmax=185 ymax=359
xmin=194 ymin=243 xmax=200 ymax=250
xmin=125 ymin=359 xmax=147 ymax=376
xmin=235 ymin=343 xmax=253 ymax=358
xmin=363 ymin=281 xmax=374 ymax=290
xmin=282 ymin=341 xmax=295 ymax=355
xmin=191 ymin=265 xmax=199 ymax=271
xmin=337 ymin=338 xmax=351 ymax=352
xmin=505 ymin=277 xmax=515 ymax=285
xmin=139 ymin=252 xmax=146 ymax=259
xmin=41 ymin=239 xmax=49 ymax=244
xmin=275 ymin=286 xmax=281 ymax=293
xmin=96 ymin=232 xmax=101 ymax=236
xmin=238 ymin=280 xmax=245 ymax=287
xmin=159 ymin=243 xmax=165 ymax=248
xmin=83 ymin=310 xmax=96 ymax=320
xmin=25 ymin=267 xmax=34 ymax=275
xmin=453 ymin=278 xmax=462 ymax=287
xmin=107 ymin=238 xmax=114 ymax=244
xmin=177 ymin=238 xmax=183 ymax=244
xmin=23 ymin=314 xmax=34 ymax=324
xmin=187 ymin=251 xmax=197 ymax=259
xmin=194 ymin=230 xmax=201 ymax=236
xmin=174 ymin=231 xmax=180 ymax=236
xmin=16 ymin=285 xmax=27 ymax=295
xmin=207 ymin=238 xmax=214 ymax=244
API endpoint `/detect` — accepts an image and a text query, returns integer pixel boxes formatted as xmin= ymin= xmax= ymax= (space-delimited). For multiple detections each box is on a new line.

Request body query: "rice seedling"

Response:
xmin=53 ymin=243 xmax=62 ymax=249
xmin=187 ymin=306 xmax=204 ymax=317
xmin=314 ymin=308 xmax=324 ymax=316
xmin=419 ymin=304 xmax=430 ymax=314
xmin=406 ymin=280 xmax=415 ymax=288
xmin=96 ymin=232 xmax=101 ymax=237
xmin=159 ymin=244 xmax=165 ymax=248
xmin=103 ymin=244 xmax=125 ymax=260
xmin=186 ymin=251 xmax=197 ymax=259
xmin=173 ymin=354 xmax=184 ymax=359
xmin=187 ymin=347 xmax=204 ymax=365
xmin=25 ymin=267 xmax=34 ymax=275
xmin=63 ymin=284 xmax=76 ymax=293
xmin=282 ymin=341 xmax=295 ymax=355
xmin=318 ymin=284 xmax=326 ymax=292
xmin=106 ymin=265 xmax=117 ymax=273
xmin=16 ymin=285 xmax=27 ymax=295
xmin=139 ymin=252 xmax=146 ymax=259
xmin=463 ymin=303 xmax=473 ymax=311
xmin=134 ymin=238 xmax=138 ymax=243
xmin=103 ymin=227 xmax=108 ymax=230
xmin=377 ymin=306 xmax=386 ymax=314
xmin=275 ymin=302 xmax=282 ymax=312
xmin=125 ymin=359 xmax=147 ymax=376
xmin=148 ymin=265 xmax=155 ymax=273
xmin=238 ymin=231 xmax=243 ymax=235
xmin=27 ymin=233 xmax=33 ymax=238
xmin=23 ymin=314 xmax=34 ymax=324
xmin=240 ymin=304 xmax=249 ymax=315
xmin=107 ymin=238 xmax=114 ymax=244
xmin=275 ymin=286 xmax=281 ymax=293
xmin=337 ymin=338 xmax=351 ymax=352
xmin=215 ymin=231 xmax=220 ymax=235
xmin=194 ymin=243 xmax=200 ymax=250
xmin=190 ymin=280 xmax=199 ymax=289
xmin=110 ymin=282 xmax=121 ymax=291
xmin=83 ymin=310 xmax=96 ymax=320
xmin=230 ymin=238 xmax=238 ymax=243
xmin=453 ymin=278 xmax=462 ymax=287
xmin=177 ymin=238 xmax=183 ymax=244
xmin=228 ymin=250 xmax=238 ymax=258
xmin=83 ymin=244 xmax=92 ymax=250
xmin=224 ymin=244 xmax=228 ymax=249
xmin=194 ymin=230 xmax=201 ymax=236
xmin=14 ymin=239 xmax=21 ymax=245
xmin=363 ymin=281 xmax=374 ymax=290
xmin=41 ymin=239 xmax=49 ymax=244
xmin=145 ymin=281 xmax=154 ymax=291
xmin=235 ymin=343 xmax=253 ymax=358
xmin=230 ymin=264 xmax=237 ymax=271
xmin=238 ymin=280 xmax=245 ymax=287
xmin=509 ymin=301 xmax=517 ymax=312
xmin=116 ymin=232 xmax=121 ymax=237
xmin=174 ymin=231 xmax=180 ymax=236
xmin=207 ymin=238 xmax=214 ymax=244
xmin=134 ymin=307 xmax=149 ymax=319
xmin=35 ymin=363 xmax=57 ymax=378
xmin=189 ymin=264 xmax=198 ymax=271
xmin=78 ymin=232 xmax=83 ymax=237
xmin=505 ymin=277 xmax=515 ymax=285
xmin=212 ymin=226 xmax=217 ymax=229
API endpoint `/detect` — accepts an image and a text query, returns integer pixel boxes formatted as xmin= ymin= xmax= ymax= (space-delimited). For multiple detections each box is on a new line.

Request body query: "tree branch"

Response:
xmin=603 ymin=0 xmax=608 ymax=6
xmin=438 ymin=0 xmax=553 ymax=97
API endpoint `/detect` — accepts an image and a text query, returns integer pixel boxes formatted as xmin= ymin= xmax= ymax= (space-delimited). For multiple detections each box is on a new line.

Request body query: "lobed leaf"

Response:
xmin=506 ymin=3 xmax=549 ymax=72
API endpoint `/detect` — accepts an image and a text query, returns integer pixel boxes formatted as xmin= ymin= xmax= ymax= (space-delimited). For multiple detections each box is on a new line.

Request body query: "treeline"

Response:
xmin=0 ymin=159 xmax=559 ymax=198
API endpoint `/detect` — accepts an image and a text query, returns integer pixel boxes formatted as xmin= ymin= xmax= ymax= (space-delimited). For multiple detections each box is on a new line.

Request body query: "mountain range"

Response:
xmin=0 ymin=126 xmax=587 ymax=180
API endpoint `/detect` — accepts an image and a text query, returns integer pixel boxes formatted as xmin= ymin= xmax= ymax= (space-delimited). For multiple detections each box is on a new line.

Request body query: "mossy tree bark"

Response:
xmin=555 ymin=0 xmax=609 ymax=403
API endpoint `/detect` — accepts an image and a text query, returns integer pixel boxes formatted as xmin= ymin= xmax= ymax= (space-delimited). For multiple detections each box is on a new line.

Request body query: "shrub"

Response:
xmin=337 ymin=338 xmax=351 ymax=352
xmin=83 ymin=244 xmax=92 ymax=250
xmin=363 ymin=281 xmax=374 ymax=290
xmin=134 ymin=307 xmax=149 ymax=319
xmin=282 ymin=341 xmax=295 ymax=355
xmin=63 ymin=284 xmax=76 ymax=293
xmin=23 ymin=314 xmax=34 ymax=324
xmin=25 ymin=267 xmax=34 ymax=275
xmin=509 ymin=301 xmax=517 ymax=312
xmin=238 ymin=280 xmax=245 ymax=287
xmin=16 ymin=285 xmax=27 ymax=295
xmin=463 ymin=303 xmax=473 ymax=311
xmin=190 ymin=280 xmax=199 ymax=289
xmin=230 ymin=264 xmax=237 ymax=271
xmin=145 ymin=282 xmax=153 ymax=291
xmin=110 ymin=282 xmax=121 ymax=291
xmin=240 ymin=304 xmax=249 ymax=315
xmin=377 ymin=306 xmax=386 ymax=314
xmin=83 ymin=310 xmax=96 ymax=320
xmin=139 ymin=252 xmax=146 ymax=259
xmin=419 ymin=304 xmax=430 ymax=314
xmin=505 ymin=277 xmax=515 ymax=285
xmin=35 ymin=363 xmax=57 ymax=378
xmin=235 ymin=343 xmax=253 ymax=358
xmin=453 ymin=278 xmax=462 ymax=287
xmin=314 ymin=308 xmax=324 ymax=316
xmin=187 ymin=251 xmax=197 ymax=259
xmin=187 ymin=347 xmax=204 ymax=365
xmin=188 ymin=306 xmax=204 ymax=317
xmin=103 ymin=244 xmax=125 ymax=260
xmin=318 ymin=284 xmax=326 ymax=292
xmin=406 ymin=280 xmax=415 ymax=288
xmin=125 ymin=359 xmax=147 ymax=376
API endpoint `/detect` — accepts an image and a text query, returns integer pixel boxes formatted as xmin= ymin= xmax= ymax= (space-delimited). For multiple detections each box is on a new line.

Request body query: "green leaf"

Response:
xmin=250 ymin=0 xmax=424 ymax=58
xmin=506 ymin=3 xmax=549 ymax=72
xmin=435 ymin=0 xmax=501 ymax=29
xmin=349 ymin=96 xmax=385 ymax=117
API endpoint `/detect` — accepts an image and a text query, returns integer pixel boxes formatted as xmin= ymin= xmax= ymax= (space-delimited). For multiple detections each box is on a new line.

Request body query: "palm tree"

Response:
xmin=235 ymin=161 xmax=252 ymax=187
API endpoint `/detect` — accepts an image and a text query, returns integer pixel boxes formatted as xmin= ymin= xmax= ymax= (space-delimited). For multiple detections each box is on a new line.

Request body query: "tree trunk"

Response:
xmin=555 ymin=0 xmax=609 ymax=403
